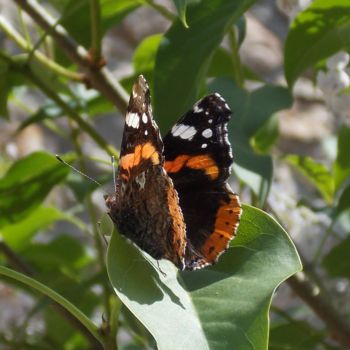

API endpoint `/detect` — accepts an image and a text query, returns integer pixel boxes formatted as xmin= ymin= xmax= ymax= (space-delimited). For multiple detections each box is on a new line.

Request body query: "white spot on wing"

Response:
xmin=194 ymin=105 xmax=203 ymax=113
xmin=202 ymin=128 xmax=213 ymax=138
xmin=142 ymin=113 xmax=148 ymax=124
xmin=126 ymin=112 xmax=140 ymax=129
xmin=201 ymin=143 xmax=207 ymax=148
xmin=145 ymin=130 xmax=148 ymax=135
xmin=171 ymin=123 xmax=197 ymax=140
xmin=208 ymin=119 xmax=213 ymax=124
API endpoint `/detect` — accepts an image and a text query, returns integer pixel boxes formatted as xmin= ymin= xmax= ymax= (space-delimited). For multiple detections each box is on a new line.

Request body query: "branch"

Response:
xmin=0 ymin=15 xmax=83 ymax=81
xmin=13 ymin=0 xmax=129 ymax=113
xmin=267 ymin=203 xmax=350 ymax=348
xmin=288 ymin=271 xmax=350 ymax=348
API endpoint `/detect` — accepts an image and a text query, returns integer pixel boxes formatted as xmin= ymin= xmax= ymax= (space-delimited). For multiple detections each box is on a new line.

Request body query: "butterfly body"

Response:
xmin=105 ymin=75 xmax=241 ymax=271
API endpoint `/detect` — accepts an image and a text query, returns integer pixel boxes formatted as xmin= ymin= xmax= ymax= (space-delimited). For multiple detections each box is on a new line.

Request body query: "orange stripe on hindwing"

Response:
xmin=120 ymin=142 xmax=160 ymax=177
xmin=164 ymin=155 xmax=219 ymax=179
xmin=200 ymin=193 xmax=241 ymax=263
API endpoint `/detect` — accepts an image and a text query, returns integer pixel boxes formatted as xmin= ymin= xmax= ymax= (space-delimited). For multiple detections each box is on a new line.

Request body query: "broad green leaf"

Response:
xmin=133 ymin=34 xmax=162 ymax=74
xmin=334 ymin=125 xmax=350 ymax=191
xmin=323 ymin=235 xmax=350 ymax=279
xmin=173 ymin=0 xmax=189 ymax=28
xmin=154 ymin=0 xmax=255 ymax=131
xmin=1 ymin=206 xmax=68 ymax=251
xmin=0 ymin=152 xmax=69 ymax=227
xmin=285 ymin=154 xmax=334 ymax=204
xmin=107 ymin=205 xmax=301 ymax=350
xmin=208 ymin=78 xmax=292 ymax=205
xmin=270 ymin=321 xmax=324 ymax=350
xmin=284 ymin=0 xmax=350 ymax=87
xmin=207 ymin=47 xmax=235 ymax=78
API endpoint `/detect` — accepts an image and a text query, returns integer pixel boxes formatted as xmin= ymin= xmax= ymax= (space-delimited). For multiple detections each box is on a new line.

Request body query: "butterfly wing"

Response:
xmin=163 ymin=94 xmax=242 ymax=270
xmin=105 ymin=76 xmax=186 ymax=269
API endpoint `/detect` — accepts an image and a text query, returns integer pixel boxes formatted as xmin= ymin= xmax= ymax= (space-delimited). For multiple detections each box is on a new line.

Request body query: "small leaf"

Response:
xmin=285 ymin=154 xmax=334 ymax=204
xmin=334 ymin=125 xmax=350 ymax=191
xmin=284 ymin=0 xmax=350 ymax=87
xmin=1 ymin=206 xmax=68 ymax=251
xmin=107 ymin=205 xmax=301 ymax=349
xmin=252 ymin=113 xmax=279 ymax=154
xmin=0 ymin=152 xmax=69 ymax=227
xmin=323 ymin=235 xmax=350 ymax=279
xmin=173 ymin=0 xmax=189 ymax=28
xmin=154 ymin=0 xmax=255 ymax=131
xmin=335 ymin=184 xmax=350 ymax=220
xmin=0 ymin=60 xmax=10 ymax=119
xmin=270 ymin=321 xmax=324 ymax=349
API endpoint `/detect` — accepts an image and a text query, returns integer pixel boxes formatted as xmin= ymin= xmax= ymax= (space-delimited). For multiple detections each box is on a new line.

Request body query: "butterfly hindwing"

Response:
xmin=163 ymin=94 xmax=242 ymax=270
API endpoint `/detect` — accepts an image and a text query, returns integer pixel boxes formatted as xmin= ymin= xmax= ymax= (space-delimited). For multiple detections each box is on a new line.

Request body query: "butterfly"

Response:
xmin=105 ymin=75 xmax=241 ymax=270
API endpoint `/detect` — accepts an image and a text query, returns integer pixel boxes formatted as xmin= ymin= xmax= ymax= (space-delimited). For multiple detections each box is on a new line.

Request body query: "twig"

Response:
xmin=89 ymin=0 xmax=102 ymax=64
xmin=0 ymin=51 xmax=117 ymax=157
xmin=267 ymin=203 xmax=350 ymax=348
xmin=12 ymin=0 xmax=129 ymax=112
xmin=144 ymin=0 xmax=176 ymax=21
xmin=0 ymin=15 xmax=83 ymax=81
xmin=288 ymin=271 xmax=350 ymax=348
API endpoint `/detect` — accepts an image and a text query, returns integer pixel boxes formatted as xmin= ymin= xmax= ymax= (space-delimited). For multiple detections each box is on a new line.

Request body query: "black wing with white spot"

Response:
xmin=163 ymin=94 xmax=241 ymax=271
xmin=163 ymin=93 xmax=233 ymax=186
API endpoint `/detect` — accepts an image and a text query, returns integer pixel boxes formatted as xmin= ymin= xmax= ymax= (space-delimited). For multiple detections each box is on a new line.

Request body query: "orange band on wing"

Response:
xmin=200 ymin=193 xmax=241 ymax=263
xmin=120 ymin=142 xmax=160 ymax=176
xmin=165 ymin=155 xmax=219 ymax=180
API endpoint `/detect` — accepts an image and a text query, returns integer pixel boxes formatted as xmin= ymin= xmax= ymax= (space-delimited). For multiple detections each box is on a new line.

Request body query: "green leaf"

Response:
xmin=270 ymin=321 xmax=324 ymax=350
xmin=107 ymin=204 xmax=301 ymax=350
xmin=285 ymin=154 xmax=334 ymax=204
xmin=208 ymin=78 xmax=292 ymax=205
xmin=173 ymin=0 xmax=189 ymax=28
xmin=207 ymin=47 xmax=235 ymax=78
xmin=323 ymin=235 xmax=350 ymax=279
xmin=0 ymin=265 xmax=103 ymax=345
xmin=335 ymin=184 xmax=350 ymax=219
xmin=154 ymin=0 xmax=255 ymax=131
xmin=284 ymin=0 xmax=350 ymax=87
xmin=0 ymin=60 xmax=10 ymax=119
xmin=59 ymin=0 xmax=143 ymax=48
xmin=22 ymin=234 xmax=92 ymax=274
xmin=334 ymin=125 xmax=350 ymax=191
xmin=251 ymin=113 xmax=279 ymax=154
xmin=1 ymin=206 xmax=68 ymax=251
xmin=0 ymin=152 xmax=69 ymax=227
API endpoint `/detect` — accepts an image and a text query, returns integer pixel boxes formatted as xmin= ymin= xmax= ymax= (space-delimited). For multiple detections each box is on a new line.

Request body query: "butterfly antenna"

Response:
xmin=56 ymin=155 xmax=101 ymax=186
xmin=111 ymin=156 xmax=116 ymax=189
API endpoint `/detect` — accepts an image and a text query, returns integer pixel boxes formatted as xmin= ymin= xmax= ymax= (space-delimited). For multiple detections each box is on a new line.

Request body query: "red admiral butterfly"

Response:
xmin=105 ymin=76 xmax=241 ymax=270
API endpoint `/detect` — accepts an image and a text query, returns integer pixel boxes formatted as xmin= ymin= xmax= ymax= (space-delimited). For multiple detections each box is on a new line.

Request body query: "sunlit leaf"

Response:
xmin=284 ymin=0 xmax=350 ymax=87
xmin=0 ymin=152 xmax=69 ymax=228
xmin=107 ymin=205 xmax=301 ymax=349
xmin=285 ymin=154 xmax=334 ymax=204
xmin=154 ymin=0 xmax=255 ymax=131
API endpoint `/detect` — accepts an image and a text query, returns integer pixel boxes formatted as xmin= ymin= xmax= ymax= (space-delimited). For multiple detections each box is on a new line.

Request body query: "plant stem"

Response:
xmin=228 ymin=26 xmax=244 ymax=88
xmin=0 ymin=265 xmax=104 ymax=346
xmin=267 ymin=202 xmax=350 ymax=348
xmin=70 ymin=125 xmax=117 ymax=349
xmin=12 ymin=0 xmax=129 ymax=112
xmin=312 ymin=219 xmax=335 ymax=263
xmin=0 ymin=15 xmax=83 ymax=81
xmin=90 ymin=0 xmax=102 ymax=63
xmin=0 ymin=51 xmax=117 ymax=157
xmin=144 ymin=0 xmax=176 ymax=21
